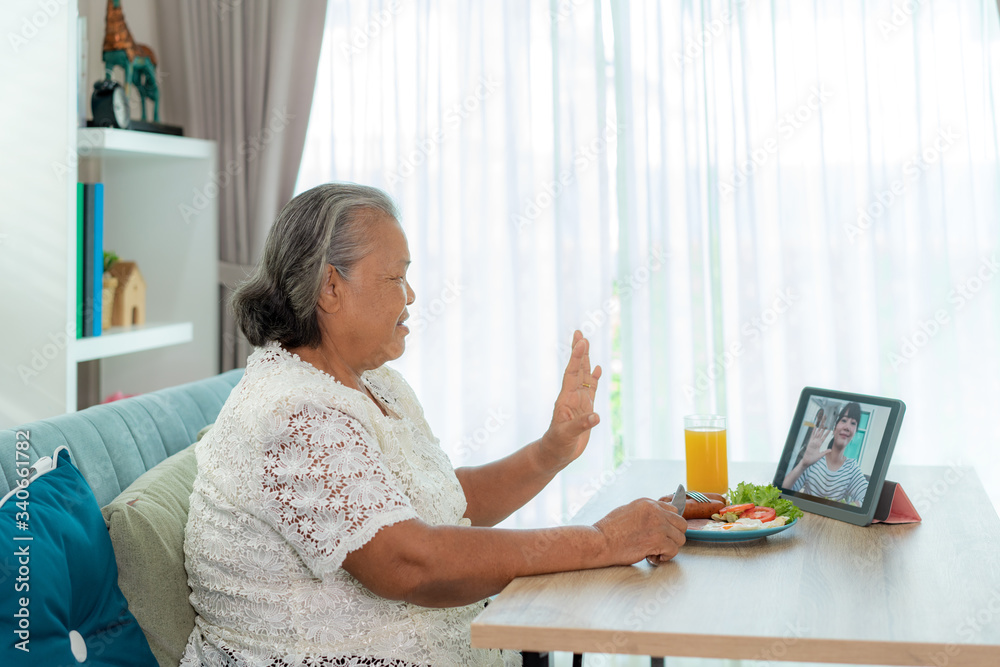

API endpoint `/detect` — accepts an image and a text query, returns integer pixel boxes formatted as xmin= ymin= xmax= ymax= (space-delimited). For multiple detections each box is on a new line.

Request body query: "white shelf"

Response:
xmin=0 ymin=2 xmax=218 ymax=425
xmin=72 ymin=322 xmax=194 ymax=362
xmin=78 ymin=128 xmax=214 ymax=160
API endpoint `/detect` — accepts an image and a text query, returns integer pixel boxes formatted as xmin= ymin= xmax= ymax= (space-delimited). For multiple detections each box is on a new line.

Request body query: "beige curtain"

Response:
xmin=156 ymin=0 xmax=327 ymax=371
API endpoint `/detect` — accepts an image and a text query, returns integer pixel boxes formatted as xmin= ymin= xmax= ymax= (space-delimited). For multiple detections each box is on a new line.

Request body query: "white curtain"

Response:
xmin=297 ymin=0 xmax=618 ymax=529
xmin=611 ymin=0 xmax=1000 ymax=516
xmin=300 ymin=1 xmax=999 ymax=664
xmin=298 ymin=0 xmax=1000 ymax=538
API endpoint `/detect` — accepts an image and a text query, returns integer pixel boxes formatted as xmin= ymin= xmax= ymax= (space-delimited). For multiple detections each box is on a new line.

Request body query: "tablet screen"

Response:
xmin=774 ymin=387 xmax=905 ymax=523
xmin=782 ymin=397 xmax=893 ymax=506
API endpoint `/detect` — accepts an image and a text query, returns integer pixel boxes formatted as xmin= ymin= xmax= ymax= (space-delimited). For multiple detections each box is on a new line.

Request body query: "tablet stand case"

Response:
xmin=871 ymin=480 xmax=922 ymax=524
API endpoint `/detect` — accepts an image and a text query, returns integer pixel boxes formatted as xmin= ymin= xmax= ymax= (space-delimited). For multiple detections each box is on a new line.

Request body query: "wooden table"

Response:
xmin=471 ymin=461 xmax=1000 ymax=666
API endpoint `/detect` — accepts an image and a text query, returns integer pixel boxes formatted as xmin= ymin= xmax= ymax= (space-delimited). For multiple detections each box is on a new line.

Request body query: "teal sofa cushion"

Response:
xmin=0 ymin=369 xmax=243 ymax=507
xmin=0 ymin=447 xmax=157 ymax=666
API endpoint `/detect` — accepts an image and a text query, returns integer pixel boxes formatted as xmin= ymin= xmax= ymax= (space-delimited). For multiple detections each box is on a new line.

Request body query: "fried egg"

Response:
xmin=698 ymin=515 xmax=790 ymax=531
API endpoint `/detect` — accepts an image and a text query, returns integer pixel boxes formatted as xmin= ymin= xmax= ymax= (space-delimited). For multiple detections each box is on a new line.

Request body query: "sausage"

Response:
xmin=659 ymin=492 xmax=726 ymax=520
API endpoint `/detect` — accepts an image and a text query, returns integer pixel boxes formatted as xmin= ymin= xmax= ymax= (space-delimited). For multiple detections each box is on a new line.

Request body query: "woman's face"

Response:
xmin=336 ymin=214 xmax=415 ymax=370
xmin=832 ymin=414 xmax=858 ymax=448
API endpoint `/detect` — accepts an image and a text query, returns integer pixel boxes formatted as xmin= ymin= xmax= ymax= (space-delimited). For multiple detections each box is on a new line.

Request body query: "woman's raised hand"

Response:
xmin=540 ymin=331 xmax=603 ymax=469
xmin=800 ymin=425 xmax=832 ymax=467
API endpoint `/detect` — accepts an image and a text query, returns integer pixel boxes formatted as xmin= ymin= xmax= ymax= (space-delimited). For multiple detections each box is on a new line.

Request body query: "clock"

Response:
xmin=91 ymin=79 xmax=131 ymax=129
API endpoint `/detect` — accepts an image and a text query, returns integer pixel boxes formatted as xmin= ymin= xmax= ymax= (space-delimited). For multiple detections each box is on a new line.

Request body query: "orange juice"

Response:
xmin=685 ymin=426 xmax=728 ymax=494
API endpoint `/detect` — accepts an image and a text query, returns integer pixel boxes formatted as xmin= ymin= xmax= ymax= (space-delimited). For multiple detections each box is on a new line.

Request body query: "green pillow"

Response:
xmin=101 ymin=443 xmax=199 ymax=667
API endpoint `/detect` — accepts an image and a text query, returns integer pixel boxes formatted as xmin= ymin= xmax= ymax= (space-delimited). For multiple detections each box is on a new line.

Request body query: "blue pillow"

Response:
xmin=0 ymin=446 xmax=156 ymax=666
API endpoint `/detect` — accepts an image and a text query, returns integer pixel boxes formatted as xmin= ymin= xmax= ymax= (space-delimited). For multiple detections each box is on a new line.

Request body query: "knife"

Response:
xmin=671 ymin=482 xmax=687 ymax=517
xmin=647 ymin=483 xmax=687 ymax=567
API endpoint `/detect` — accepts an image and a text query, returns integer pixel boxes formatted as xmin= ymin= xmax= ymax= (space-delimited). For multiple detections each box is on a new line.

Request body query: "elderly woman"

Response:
xmin=180 ymin=183 xmax=687 ymax=666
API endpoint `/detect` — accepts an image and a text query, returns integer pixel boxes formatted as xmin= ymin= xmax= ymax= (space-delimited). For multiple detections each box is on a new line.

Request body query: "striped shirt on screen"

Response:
xmin=791 ymin=457 xmax=868 ymax=505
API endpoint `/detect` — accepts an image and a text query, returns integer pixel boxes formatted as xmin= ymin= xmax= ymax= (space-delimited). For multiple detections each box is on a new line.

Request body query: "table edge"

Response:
xmin=471 ymin=624 xmax=1000 ymax=666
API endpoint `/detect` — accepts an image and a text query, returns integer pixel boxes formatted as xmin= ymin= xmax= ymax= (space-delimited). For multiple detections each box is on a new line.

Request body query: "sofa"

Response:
xmin=0 ymin=369 xmax=244 ymax=666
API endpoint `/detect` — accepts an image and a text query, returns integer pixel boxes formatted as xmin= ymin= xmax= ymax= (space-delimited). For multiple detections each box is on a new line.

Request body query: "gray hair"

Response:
xmin=231 ymin=183 xmax=399 ymax=348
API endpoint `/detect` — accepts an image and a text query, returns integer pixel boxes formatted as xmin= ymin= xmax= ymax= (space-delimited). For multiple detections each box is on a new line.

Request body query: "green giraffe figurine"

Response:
xmin=101 ymin=0 xmax=160 ymax=122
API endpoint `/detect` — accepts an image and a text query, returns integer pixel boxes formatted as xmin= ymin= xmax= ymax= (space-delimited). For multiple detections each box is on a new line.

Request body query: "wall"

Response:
xmin=0 ymin=1 xmax=77 ymax=425
xmin=858 ymin=404 xmax=891 ymax=474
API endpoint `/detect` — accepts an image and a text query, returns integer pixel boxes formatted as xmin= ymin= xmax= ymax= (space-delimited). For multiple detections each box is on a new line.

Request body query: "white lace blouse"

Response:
xmin=180 ymin=343 xmax=518 ymax=667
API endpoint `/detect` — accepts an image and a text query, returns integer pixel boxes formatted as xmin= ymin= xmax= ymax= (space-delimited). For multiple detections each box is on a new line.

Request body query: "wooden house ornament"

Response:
xmin=101 ymin=273 xmax=118 ymax=330
xmin=110 ymin=261 xmax=146 ymax=326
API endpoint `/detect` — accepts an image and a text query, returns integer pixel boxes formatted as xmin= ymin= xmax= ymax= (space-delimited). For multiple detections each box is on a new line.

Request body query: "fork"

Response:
xmin=687 ymin=490 xmax=713 ymax=503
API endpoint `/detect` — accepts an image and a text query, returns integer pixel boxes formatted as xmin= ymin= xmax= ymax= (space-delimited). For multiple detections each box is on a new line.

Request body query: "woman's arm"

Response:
xmin=342 ymin=497 xmax=686 ymax=608
xmin=454 ymin=433 xmax=569 ymax=526
xmin=456 ymin=331 xmax=602 ymax=526
xmin=782 ymin=459 xmax=808 ymax=490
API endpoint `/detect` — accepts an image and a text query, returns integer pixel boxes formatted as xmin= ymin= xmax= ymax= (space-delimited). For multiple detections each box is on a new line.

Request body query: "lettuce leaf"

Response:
xmin=726 ymin=481 xmax=804 ymax=520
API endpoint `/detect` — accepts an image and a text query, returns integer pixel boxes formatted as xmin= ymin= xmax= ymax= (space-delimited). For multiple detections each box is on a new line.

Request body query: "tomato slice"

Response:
xmin=743 ymin=507 xmax=777 ymax=522
xmin=718 ymin=503 xmax=755 ymax=516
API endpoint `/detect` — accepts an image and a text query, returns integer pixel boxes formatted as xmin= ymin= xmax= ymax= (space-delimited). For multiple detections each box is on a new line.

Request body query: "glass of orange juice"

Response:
xmin=684 ymin=414 xmax=728 ymax=494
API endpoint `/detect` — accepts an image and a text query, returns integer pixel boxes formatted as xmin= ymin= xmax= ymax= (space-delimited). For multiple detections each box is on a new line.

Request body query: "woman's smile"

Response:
xmin=834 ymin=419 xmax=857 ymax=447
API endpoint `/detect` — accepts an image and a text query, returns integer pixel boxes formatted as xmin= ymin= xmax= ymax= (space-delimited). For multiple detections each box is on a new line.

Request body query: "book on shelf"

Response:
xmin=93 ymin=183 xmax=103 ymax=337
xmin=78 ymin=183 xmax=104 ymax=338
xmin=81 ymin=184 xmax=92 ymax=337
xmin=76 ymin=183 xmax=84 ymax=338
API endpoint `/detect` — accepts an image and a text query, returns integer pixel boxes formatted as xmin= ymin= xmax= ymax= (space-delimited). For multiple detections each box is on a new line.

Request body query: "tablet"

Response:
xmin=773 ymin=387 xmax=906 ymax=526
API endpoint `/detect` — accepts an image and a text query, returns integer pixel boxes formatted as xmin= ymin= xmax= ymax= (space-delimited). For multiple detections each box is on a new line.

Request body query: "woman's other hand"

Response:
xmin=541 ymin=330 xmax=603 ymax=469
xmin=594 ymin=498 xmax=687 ymax=565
